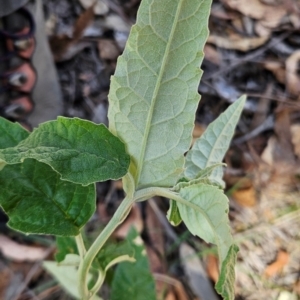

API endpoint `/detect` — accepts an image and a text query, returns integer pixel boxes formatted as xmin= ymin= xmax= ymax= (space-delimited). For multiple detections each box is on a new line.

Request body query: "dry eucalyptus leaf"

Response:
xmin=0 ymin=234 xmax=48 ymax=262
xmin=79 ymin=0 xmax=109 ymax=15
xmin=290 ymin=124 xmax=300 ymax=158
xmin=208 ymin=34 xmax=269 ymax=51
xmin=285 ymin=51 xmax=300 ymax=96
xmin=98 ymin=39 xmax=120 ymax=60
xmin=264 ymin=61 xmax=286 ymax=84
xmin=264 ymin=250 xmax=289 ymax=278
xmin=232 ymin=187 xmax=257 ymax=207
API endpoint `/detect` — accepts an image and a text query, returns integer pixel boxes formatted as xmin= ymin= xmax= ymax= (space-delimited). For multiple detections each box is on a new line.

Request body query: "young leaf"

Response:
xmin=0 ymin=117 xmax=130 ymax=186
xmin=185 ymin=95 xmax=246 ymax=186
xmin=55 ymin=237 xmax=79 ymax=263
xmin=0 ymin=159 xmax=96 ymax=236
xmin=215 ymin=244 xmax=239 ymax=300
xmin=0 ymin=117 xmax=29 ymax=148
xmin=108 ymin=0 xmax=212 ymax=189
xmin=177 ymin=184 xmax=232 ymax=264
xmin=167 ymin=200 xmax=182 ymax=226
xmin=110 ymin=228 xmax=156 ymax=300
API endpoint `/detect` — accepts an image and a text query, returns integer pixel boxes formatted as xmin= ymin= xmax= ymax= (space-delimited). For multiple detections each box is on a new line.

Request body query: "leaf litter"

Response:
xmin=1 ymin=0 xmax=300 ymax=299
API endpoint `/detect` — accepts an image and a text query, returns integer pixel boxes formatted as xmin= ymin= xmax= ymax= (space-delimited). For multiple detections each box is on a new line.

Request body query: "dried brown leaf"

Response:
xmin=264 ymin=250 xmax=289 ymax=278
xmin=98 ymin=39 xmax=120 ymax=60
xmin=232 ymin=186 xmax=257 ymax=207
xmin=208 ymin=34 xmax=269 ymax=51
xmin=206 ymin=254 xmax=219 ymax=283
xmin=290 ymin=124 xmax=300 ymax=159
xmin=0 ymin=234 xmax=48 ymax=262
xmin=285 ymin=51 xmax=300 ymax=96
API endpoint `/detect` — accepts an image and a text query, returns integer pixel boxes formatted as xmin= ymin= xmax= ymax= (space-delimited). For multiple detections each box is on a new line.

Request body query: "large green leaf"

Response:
xmin=0 ymin=117 xmax=29 ymax=170
xmin=0 ymin=159 xmax=96 ymax=236
xmin=215 ymin=244 xmax=239 ymax=300
xmin=108 ymin=0 xmax=212 ymax=189
xmin=185 ymin=95 xmax=246 ymax=186
xmin=110 ymin=228 xmax=156 ymax=300
xmin=0 ymin=117 xmax=29 ymax=148
xmin=177 ymin=184 xmax=232 ymax=264
xmin=0 ymin=117 xmax=130 ymax=185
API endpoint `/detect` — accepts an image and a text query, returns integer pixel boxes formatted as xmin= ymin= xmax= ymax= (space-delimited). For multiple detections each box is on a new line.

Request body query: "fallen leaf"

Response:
xmin=264 ymin=61 xmax=286 ymax=84
xmin=285 ymin=50 xmax=300 ymax=96
xmin=98 ymin=39 xmax=120 ymax=60
xmin=232 ymin=186 xmax=257 ymax=207
xmin=222 ymin=0 xmax=287 ymax=28
xmin=0 ymin=234 xmax=48 ymax=262
xmin=206 ymin=254 xmax=219 ymax=283
xmin=208 ymin=34 xmax=269 ymax=51
xmin=290 ymin=124 xmax=300 ymax=158
xmin=264 ymin=250 xmax=289 ymax=278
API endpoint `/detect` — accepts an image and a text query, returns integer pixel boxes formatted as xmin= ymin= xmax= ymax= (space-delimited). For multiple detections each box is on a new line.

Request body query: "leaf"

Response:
xmin=0 ymin=117 xmax=30 ymax=170
xmin=0 ymin=117 xmax=29 ymax=148
xmin=167 ymin=200 xmax=182 ymax=226
xmin=0 ymin=117 xmax=130 ymax=186
xmin=185 ymin=95 xmax=246 ymax=186
xmin=44 ymin=255 xmax=102 ymax=300
xmin=111 ymin=228 xmax=156 ymax=300
xmin=108 ymin=0 xmax=212 ymax=189
xmin=215 ymin=244 xmax=239 ymax=300
xmin=0 ymin=159 xmax=96 ymax=236
xmin=55 ymin=237 xmax=79 ymax=263
xmin=177 ymin=184 xmax=233 ymax=264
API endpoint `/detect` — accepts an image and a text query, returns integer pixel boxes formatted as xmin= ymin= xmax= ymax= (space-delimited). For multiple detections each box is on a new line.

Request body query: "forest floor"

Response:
xmin=1 ymin=0 xmax=300 ymax=299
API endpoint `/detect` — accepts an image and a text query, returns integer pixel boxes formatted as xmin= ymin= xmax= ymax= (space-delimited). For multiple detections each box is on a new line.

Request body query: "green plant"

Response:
xmin=0 ymin=0 xmax=245 ymax=299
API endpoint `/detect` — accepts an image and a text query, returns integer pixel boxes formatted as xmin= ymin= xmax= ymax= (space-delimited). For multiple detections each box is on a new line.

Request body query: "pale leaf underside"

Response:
xmin=108 ymin=0 xmax=212 ymax=188
xmin=185 ymin=95 xmax=246 ymax=185
xmin=177 ymin=184 xmax=233 ymax=263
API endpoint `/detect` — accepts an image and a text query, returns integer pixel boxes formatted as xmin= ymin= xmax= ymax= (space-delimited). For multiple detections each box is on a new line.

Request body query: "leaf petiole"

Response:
xmin=77 ymin=195 xmax=135 ymax=299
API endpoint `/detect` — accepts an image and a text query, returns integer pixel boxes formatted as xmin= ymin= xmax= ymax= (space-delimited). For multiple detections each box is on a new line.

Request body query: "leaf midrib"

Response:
xmin=135 ymin=0 xmax=184 ymax=187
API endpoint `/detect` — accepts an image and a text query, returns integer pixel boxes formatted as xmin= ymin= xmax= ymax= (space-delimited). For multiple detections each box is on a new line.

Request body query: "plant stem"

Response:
xmin=77 ymin=195 xmax=134 ymax=300
xmin=75 ymin=233 xmax=86 ymax=259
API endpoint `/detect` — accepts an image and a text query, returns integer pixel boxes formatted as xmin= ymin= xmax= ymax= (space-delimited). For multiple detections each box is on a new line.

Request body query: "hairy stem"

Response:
xmin=77 ymin=195 xmax=134 ymax=299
